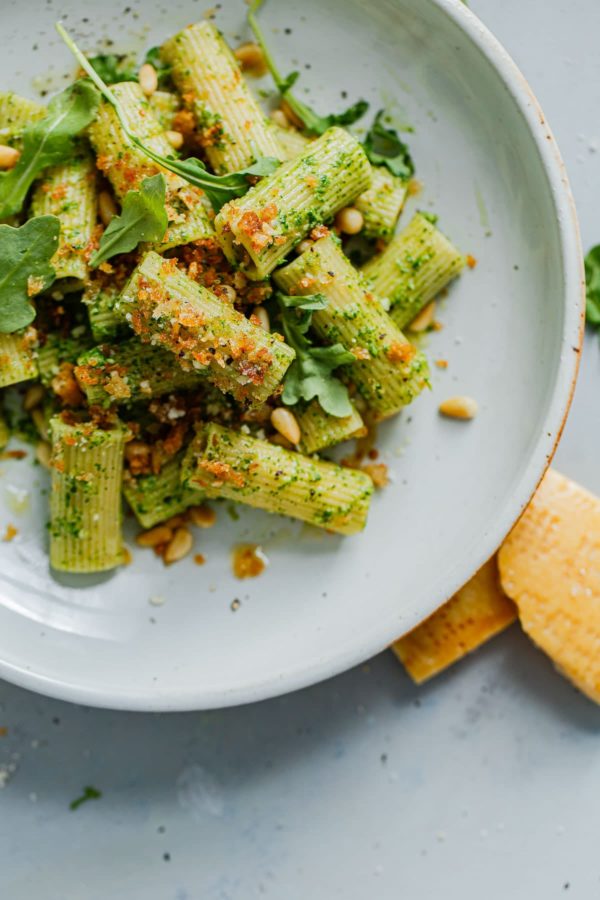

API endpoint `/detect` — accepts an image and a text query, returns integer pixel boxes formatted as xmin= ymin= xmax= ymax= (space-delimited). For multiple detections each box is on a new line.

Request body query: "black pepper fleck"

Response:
xmin=163 ymin=852 xmax=171 ymax=862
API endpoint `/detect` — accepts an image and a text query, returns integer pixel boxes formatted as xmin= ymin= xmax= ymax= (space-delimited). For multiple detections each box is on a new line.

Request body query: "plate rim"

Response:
xmin=0 ymin=0 xmax=585 ymax=710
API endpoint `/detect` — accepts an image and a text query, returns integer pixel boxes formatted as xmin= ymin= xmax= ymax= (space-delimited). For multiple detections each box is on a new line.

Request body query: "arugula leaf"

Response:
xmin=143 ymin=46 xmax=173 ymax=88
xmin=363 ymin=110 xmax=414 ymax=179
xmin=70 ymin=785 xmax=102 ymax=811
xmin=91 ymin=175 xmax=168 ymax=267
xmin=585 ymin=245 xmax=600 ymax=330
xmin=141 ymin=154 xmax=281 ymax=212
xmin=0 ymin=216 xmax=60 ymax=333
xmin=277 ymin=292 xmax=328 ymax=311
xmin=275 ymin=292 xmax=355 ymax=417
xmin=248 ymin=1 xmax=369 ymax=136
xmin=56 ymin=24 xmax=281 ymax=213
xmin=0 ymin=80 xmax=100 ymax=220
xmin=88 ymin=54 xmax=137 ymax=84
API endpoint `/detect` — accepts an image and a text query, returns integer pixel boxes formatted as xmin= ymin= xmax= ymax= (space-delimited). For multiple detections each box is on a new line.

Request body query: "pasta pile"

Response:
xmin=0 ymin=17 xmax=465 ymax=572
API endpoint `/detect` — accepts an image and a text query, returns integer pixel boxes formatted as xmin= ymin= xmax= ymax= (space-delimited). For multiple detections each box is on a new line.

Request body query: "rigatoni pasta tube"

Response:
xmin=88 ymin=82 xmax=213 ymax=249
xmin=49 ymin=414 xmax=127 ymax=572
xmin=76 ymin=339 xmax=205 ymax=407
xmin=0 ymin=329 xmax=38 ymax=388
xmin=148 ymin=90 xmax=180 ymax=131
xmin=118 ymin=251 xmax=295 ymax=407
xmin=182 ymin=423 xmax=373 ymax=535
xmin=123 ymin=451 xmax=199 ymax=529
xmin=275 ymin=235 xmax=429 ymax=419
xmin=30 ymin=145 xmax=97 ymax=290
xmin=161 ymin=21 xmax=283 ymax=174
xmin=215 ymin=127 xmax=371 ymax=279
xmin=37 ymin=333 xmax=92 ymax=388
xmin=0 ymin=91 xmax=45 ymax=145
xmin=272 ymin=124 xmax=405 ymax=241
xmin=84 ymin=283 xmax=129 ymax=343
xmin=271 ymin=123 xmax=313 ymax=161
xmin=361 ymin=212 xmax=465 ymax=329
xmin=296 ymin=399 xmax=365 ymax=455
xmin=354 ymin=167 xmax=408 ymax=241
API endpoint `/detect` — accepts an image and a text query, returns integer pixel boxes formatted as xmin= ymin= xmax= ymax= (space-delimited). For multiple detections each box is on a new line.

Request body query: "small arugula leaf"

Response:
xmin=162 ymin=155 xmax=281 ymax=211
xmin=91 ymin=175 xmax=168 ymax=267
xmin=143 ymin=46 xmax=173 ymax=88
xmin=88 ymin=54 xmax=137 ymax=84
xmin=584 ymin=245 xmax=600 ymax=329
xmin=0 ymin=79 xmax=100 ymax=219
xmin=0 ymin=215 xmax=60 ymax=333
xmin=56 ymin=25 xmax=282 ymax=213
xmin=248 ymin=1 xmax=368 ymax=136
xmin=363 ymin=110 xmax=414 ymax=179
xmin=277 ymin=292 xmax=328 ymax=311
xmin=69 ymin=785 xmax=102 ymax=811
xmin=276 ymin=292 xmax=355 ymax=417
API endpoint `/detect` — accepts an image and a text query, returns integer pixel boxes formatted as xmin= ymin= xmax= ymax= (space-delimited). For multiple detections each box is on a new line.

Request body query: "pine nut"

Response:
xmin=296 ymin=239 xmax=313 ymax=255
xmin=98 ymin=190 xmax=118 ymax=226
xmin=31 ymin=407 xmax=48 ymax=441
xmin=439 ymin=395 xmax=478 ymax=420
xmin=254 ymin=306 xmax=270 ymax=331
xmin=188 ymin=505 xmax=217 ymax=528
xmin=136 ymin=524 xmax=173 ymax=547
xmin=138 ymin=63 xmax=158 ymax=96
xmin=269 ymin=432 xmax=293 ymax=449
xmin=163 ymin=514 xmax=187 ymax=529
xmin=280 ymin=99 xmax=305 ymax=130
xmin=335 ymin=207 xmax=364 ymax=235
xmin=23 ymin=383 xmax=45 ymax=412
xmin=166 ymin=130 xmax=184 ymax=150
xmin=0 ymin=144 xmax=20 ymax=170
xmin=409 ymin=301 xmax=436 ymax=332
xmin=270 ymin=109 xmax=289 ymax=129
xmin=35 ymin=441 xmax=51 ymax=469
xmin=234 ymin=42 xmax=267 ymax=76
xmin=271 ymin=407 xmax=301 ymax=445
xmin=164 ymin=526 xmax=193 ymax=564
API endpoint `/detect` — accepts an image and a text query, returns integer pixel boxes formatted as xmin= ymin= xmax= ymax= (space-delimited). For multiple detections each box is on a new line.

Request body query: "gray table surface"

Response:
xmin=2 ymin=1 xmax=600 ymax=898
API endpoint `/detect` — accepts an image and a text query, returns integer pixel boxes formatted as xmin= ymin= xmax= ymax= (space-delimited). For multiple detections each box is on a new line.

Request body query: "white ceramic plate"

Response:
xmin=0 ymin=0 xmax=583 ymax=710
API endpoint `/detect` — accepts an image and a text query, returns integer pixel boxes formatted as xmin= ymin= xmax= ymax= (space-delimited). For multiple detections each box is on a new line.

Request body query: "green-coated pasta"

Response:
xmin=123 ymin=451 xmax=199 ymax=528
xmin=83 ymin=282 xmax=129 ymax=343
xmin=271 ymin=123 xmax=313 ymax=161
xmin=49 ymin=414 xmax=127 ymax=572
xmin=361 ymin=212 xmax=465 ymax=329
xmin=271 ymin=123 xmax=406 ymax=241
xmin=148 ymin=90 xmax=180 ymax=131
xmin=275 ymin=235 xmax=429 ymax=419
xmin=354 ymin=167 xmax=408 ymax=241
xmin=117 ymin=251 xmax=295 ymax=407
xmin=161 ymin=21 xmax=283 ymax=174
xmin=30 ymin=145 xmax=97 ymax=290
xmin=37 ymin=331 xmax=92 ymax=387
xmin=0 ymin=91 xmax=45 ymax=145
xmin=0 ymin=329 xmax=38 ymax=388
xmin=88 ymin=81 xmax=213 ymax=249
xmin=182 ymin=423 xmax=373 ymax=535
xmin=76 ymin=338 xmax=205 ymax=407
xmin=295 ymin=399 xmax=365 ymax=455
xmin=215 ymin=126 xmax=372 ymax=279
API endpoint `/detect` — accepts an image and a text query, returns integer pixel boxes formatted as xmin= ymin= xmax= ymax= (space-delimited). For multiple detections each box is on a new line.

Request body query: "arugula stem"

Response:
xmin=248 ymin=1 xmax=285 ymax=89
xmin=56 ymin=23 xmax=279 ymax=210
